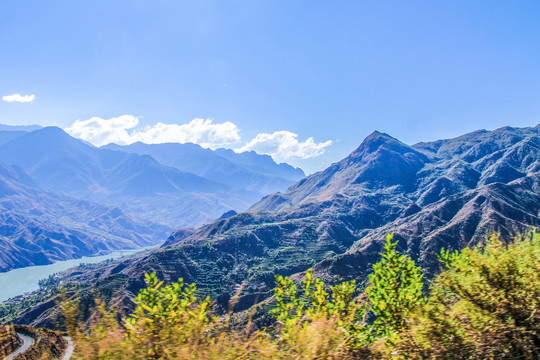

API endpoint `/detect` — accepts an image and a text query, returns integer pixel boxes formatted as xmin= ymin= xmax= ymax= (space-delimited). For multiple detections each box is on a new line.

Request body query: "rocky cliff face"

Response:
xmin=12 ymin=125 xmax=540 ymax=326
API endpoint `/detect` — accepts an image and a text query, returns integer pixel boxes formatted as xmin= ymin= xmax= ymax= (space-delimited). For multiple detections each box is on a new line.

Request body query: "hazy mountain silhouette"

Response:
xmin=0 ymin=124 xmax=42 ymax=132
xmin=0 ymin=127 xmax=224 ymax=195
xmin=0 ymin=161 xmax=171 ymax=272
xmin=0 ymin=127 xmax=264 ymax=227
xmin=103 ymin=142 xmax=304 ymax=195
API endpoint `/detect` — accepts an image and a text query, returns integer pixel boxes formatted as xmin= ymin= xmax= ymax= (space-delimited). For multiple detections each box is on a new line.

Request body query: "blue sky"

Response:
xmin=1 ymin=1 xmax=540 ymax=173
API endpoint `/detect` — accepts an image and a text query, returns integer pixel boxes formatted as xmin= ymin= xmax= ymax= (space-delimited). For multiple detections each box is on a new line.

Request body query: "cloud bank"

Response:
xmin=237 ymin=131 xmax=332 ymax=160
xmin=66 ymin=115 xmax=139 ymax=146
xmin=66 ymin=115 xmax=331 ymax=160
xmin=2 ymin=94 xmax=35 ymax=103
xmin=134 ymin=119 xmax=240 ymax=148
xmin=66 ymin=116 xmax=241 ymax=148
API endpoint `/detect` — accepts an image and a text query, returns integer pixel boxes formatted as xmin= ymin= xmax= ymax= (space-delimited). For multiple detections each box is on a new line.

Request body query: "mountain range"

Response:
xmin=103 ymin=142 xmax=304 ymax=195
xmin=0 ymin=127 xmax=304 ymax=228
xmin=0 ymin=127 xmax=303 ymax=227
xmin=0 ymin=126 xmax=304 ymax=271
xmin=9 ymin=124 xmax=540 ymax=327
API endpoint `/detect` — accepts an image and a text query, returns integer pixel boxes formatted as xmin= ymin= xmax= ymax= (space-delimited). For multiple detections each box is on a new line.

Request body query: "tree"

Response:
xmin=366 ymin=234 xmax=424 ymax=337
xmin=124 ymin=272 xmax=214 ymax=359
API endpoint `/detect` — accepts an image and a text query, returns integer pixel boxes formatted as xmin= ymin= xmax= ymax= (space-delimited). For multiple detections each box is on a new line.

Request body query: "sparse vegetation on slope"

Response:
xmin=0 ymin=324 xmax=21 ymax=357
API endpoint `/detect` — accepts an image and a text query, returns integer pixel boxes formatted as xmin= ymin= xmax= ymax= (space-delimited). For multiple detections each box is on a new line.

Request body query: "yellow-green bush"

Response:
xmin=392 ymin=233 xmax=540 ymax=359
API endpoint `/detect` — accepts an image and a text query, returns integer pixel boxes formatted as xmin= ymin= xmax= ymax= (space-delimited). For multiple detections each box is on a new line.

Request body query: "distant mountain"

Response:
xmin=0 ymin=131 xmax=29 ymax=146
xmin=0 ymin=127 xmax=263 ymax=227
xmin=0 ymin=127 xmax=223 ymax=195
xmin=0 ymin=124 xmax=42 ymax=132
xmin=0 ymin=124 xmax=41 ymax=146
xmin=12 ymin=125 xmax=540 ymax=327
xmin=213 ymin=148 xmax=305 ymax=180
xmin=0 ymin=162 xmax=171 ymax=272
xmin=103 ymin=142 xmax=304 ymax=194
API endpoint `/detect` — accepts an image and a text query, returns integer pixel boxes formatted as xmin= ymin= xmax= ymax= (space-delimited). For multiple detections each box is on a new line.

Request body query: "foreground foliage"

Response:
xmin=62 ymin=233 xmax=540 ymax=359
xmin=393 ymin=234 xmax=540 ymax=359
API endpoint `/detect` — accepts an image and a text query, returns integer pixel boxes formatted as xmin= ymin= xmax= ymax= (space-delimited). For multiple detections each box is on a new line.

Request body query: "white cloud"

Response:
xmin=132 ymin=119 xmax=240 ymax=148
xmin=66 ymin=116 xmax=332 ymax=163
xmin=237 ymin=131 xmax=332 ymax=160
xmin=66 ymin=115 xmax=138 ymax=146
xmin=65 ymin=116 xmax=241 ymax=148
xmin=2 ymin=94 xmax=35 ymax=103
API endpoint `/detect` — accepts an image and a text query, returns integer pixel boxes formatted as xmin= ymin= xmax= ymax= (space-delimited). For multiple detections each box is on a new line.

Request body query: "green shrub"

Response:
xmin=272 ymin=268 xmax=369 ymax=355
xmin=366 ymin=234 xmax=424 ymax=339
xmin=394 ymin=233 xmax=540 ymax=359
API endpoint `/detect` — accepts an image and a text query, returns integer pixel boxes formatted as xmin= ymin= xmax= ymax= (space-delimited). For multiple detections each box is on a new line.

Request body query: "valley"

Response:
xmin=0 ymin=126 xmax=303 ymax=273
xmin=5 ymin=124 xmax=539 ymax=330
xmin=3 ymin=3 xmax=539 ymax=357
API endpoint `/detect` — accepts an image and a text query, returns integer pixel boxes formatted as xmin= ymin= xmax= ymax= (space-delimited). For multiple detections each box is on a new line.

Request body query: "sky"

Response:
xmin=1 ymin=1 xmax=540 ymax=173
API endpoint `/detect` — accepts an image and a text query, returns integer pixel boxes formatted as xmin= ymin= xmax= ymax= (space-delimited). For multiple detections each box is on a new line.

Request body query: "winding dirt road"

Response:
xmin=61 ymin=336 xmax=74 ymax=360
xmin=5 ymin=332 xmax=34 ymax=360
xmin=4 ymin=332 xmax=73 ymax=360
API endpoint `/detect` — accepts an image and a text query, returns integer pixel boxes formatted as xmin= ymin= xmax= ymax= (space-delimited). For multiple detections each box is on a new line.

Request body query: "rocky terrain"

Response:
xmin=8 ymin=125 xmax=540 ymax=327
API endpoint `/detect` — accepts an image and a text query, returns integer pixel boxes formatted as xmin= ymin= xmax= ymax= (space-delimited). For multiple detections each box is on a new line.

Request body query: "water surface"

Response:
xmin=0 ymin=248 xmax=153 ymax=303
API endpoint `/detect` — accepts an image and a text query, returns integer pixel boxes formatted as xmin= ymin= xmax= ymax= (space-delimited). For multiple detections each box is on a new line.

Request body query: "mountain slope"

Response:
xmin=11 ymin=125 xmax=540 ymax=327
xmin=0 ymin=131 xmax=29 ymax=146
xmin=0 ymin=162 xmax=171 ymax=272
xmin=250 ymin=131 xmax=427 ymax=211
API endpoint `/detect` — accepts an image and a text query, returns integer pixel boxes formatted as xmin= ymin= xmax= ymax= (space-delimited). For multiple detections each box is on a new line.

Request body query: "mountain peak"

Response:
xmin=0 ymin=126 xmax=94 ymax=170
xmin=363 ymin=130 xmax=399 ymax=144
xmin=251 ymin=131 xmax=429 ymax=211
xmin=367 ymin=129 xmax=386 ymax=137
xmin=349 ymin=130 xmax=417 ymax=160
xmin=26 ymin=126 xmax=78 ymax=144
xmin=38 ymin=126 xmax=66 ymax=135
